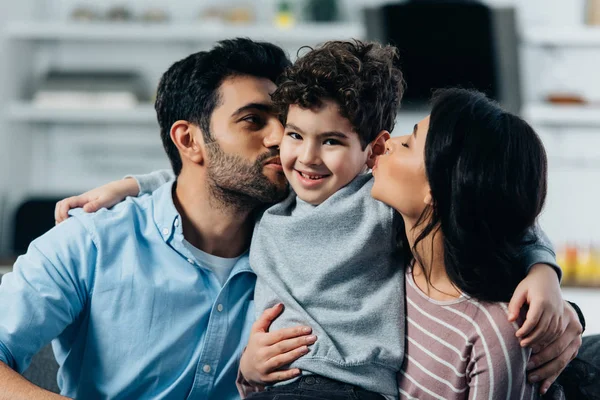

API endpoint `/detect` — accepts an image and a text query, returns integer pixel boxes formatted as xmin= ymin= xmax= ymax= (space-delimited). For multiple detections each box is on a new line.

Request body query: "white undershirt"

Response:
xmin=183 ymin=239 xmax=241 ymax=287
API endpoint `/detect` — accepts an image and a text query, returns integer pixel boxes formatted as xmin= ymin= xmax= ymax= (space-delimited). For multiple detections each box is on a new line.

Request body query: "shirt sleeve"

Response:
xmin=467 ymin=311 xmax=539 ymax=400
xmin=517 ymin=224 xmax=561 ymax=281
xmin=0 ymin=217 xmax=97 ymax=373
xmin=124 ymin=169 xmax=175 ymax=196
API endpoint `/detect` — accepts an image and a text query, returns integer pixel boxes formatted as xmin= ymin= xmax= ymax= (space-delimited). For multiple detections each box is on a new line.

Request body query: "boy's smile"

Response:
xmin=280 ymin=101 xmax=372 ymax=205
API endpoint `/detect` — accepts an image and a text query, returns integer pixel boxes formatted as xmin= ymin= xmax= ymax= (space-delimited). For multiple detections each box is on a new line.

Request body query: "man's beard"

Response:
xmin=205 ymin=141 xmax=288 ymax=211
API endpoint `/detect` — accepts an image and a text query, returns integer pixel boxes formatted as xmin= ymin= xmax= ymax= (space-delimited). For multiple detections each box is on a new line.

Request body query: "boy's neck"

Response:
xmin=173 ymin=170 xmax=254 ymax=258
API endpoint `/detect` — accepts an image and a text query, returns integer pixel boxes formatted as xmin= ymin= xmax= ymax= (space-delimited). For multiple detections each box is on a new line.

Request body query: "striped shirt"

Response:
xmin=398 ymin=269 xmax=539 ymax=400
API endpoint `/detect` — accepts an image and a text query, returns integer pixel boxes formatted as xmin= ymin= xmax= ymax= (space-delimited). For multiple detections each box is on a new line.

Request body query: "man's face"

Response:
xmin=203 ymin=76 xmax=288 ymax=207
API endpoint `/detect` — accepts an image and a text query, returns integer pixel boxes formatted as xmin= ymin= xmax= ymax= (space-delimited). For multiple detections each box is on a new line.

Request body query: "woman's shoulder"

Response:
xmin=452 ymin=299 xmax=526 ymax=360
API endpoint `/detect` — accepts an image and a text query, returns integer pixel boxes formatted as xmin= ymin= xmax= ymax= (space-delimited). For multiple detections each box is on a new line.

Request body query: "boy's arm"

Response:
xmin=54 ymin=169 xmax=175 ymax=224
xmin=125 ymin=169 xmax=175 ymax=196
xmin=0 ymin=218 xmax=95 ymax=398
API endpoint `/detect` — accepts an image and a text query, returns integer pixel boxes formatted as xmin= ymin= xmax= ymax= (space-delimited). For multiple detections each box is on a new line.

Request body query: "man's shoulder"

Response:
xmin=68 ymin=194 xmax=155 ymax=233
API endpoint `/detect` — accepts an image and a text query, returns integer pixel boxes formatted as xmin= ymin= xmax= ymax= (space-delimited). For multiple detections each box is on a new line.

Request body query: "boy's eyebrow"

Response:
xmin=317 ymin=131 xmax=349 ymax=139
xmin=232 ymin=102 xmax=275 ymax=118
xmin=286 ymin=123 xmax=349 ymax=139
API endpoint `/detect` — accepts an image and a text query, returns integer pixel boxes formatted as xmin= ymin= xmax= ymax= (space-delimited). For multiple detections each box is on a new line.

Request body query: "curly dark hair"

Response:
xmin=271 ymin=40 xmax=404 ymax=148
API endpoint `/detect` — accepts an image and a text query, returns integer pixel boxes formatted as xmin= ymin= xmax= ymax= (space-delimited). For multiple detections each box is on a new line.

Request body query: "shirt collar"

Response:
xmin=150 ymin=181 xmax=254 ymax=275
xmin=152 ymin=180 xmax=181 ymax=242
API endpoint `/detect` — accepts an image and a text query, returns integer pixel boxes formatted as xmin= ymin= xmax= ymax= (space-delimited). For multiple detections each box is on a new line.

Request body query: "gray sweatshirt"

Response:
xmin=251 ymin=173 xmax=404 ymax=396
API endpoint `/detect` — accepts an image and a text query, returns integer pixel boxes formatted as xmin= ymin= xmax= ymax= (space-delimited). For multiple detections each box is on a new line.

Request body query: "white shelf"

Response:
xmin=522 ymin=103 xmax=600 ymax=127
xmin=6 ymin=102 xmax=157 ymax=124
xmin=523 ymin=26 xmax=600 ymax=47
xmin=4 ymin=21 xmax=365 ymax=43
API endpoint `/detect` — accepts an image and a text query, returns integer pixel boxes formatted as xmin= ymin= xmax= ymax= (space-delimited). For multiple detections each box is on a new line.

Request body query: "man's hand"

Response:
xmin=54 ymin=178 xmax=140 ymax=224
xmin=239 ymin=303 xmax=316 ymax=386
xmin=525 ymin=301 xmax=583 ymax=395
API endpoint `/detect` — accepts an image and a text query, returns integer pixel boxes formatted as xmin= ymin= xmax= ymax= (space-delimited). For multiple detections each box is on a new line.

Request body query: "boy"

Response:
xmin=57 ymin=41 xmax=572 ymax=399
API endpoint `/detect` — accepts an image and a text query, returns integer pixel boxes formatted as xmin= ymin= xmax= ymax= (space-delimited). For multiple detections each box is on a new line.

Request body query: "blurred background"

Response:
xmin=0 ymin=0 xmax=599 ymax=333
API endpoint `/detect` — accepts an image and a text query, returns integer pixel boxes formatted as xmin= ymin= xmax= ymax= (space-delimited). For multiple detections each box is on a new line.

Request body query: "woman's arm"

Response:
xmin=54 ymin=169 xmax=175 ymax=224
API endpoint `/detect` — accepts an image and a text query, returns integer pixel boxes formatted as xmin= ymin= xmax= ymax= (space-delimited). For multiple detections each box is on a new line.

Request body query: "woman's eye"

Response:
xmin=401 ymin=142 xmax=409 ymax=148
xmin=287 ymin=132 xmax=302 ymax=140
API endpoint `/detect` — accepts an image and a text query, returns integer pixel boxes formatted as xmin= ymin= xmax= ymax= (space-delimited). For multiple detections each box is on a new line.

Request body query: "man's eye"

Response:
xmin=243 ymin=115 xmax=264 ymax=126
xmin=287 ymin=132 xmax=302 ymax=140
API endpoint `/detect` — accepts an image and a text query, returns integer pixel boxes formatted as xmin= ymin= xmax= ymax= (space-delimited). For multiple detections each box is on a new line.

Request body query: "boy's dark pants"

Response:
xmin=246 ymin=375 xmax=385 ymax=400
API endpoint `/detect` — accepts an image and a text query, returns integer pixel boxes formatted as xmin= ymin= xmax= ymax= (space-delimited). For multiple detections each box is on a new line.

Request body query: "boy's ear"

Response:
xmin=170 ymin=120 xmax=205 ymax=166
xmin=366 ymin=130 xmax=391 ymax=169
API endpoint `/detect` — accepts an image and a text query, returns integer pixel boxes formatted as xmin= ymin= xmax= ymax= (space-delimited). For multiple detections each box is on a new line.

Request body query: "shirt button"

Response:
xmin=203 ymin=364 xmax=211 ymax=373
xmin=162 ymin=228 xmax=170 ymax=236
xmin=174 ymin=218 xmax=180 ymax=227
xmin=187 ymin=258 xmax=194 ymax=264
xmin=217 ymin=304 xmax=224 ymax=312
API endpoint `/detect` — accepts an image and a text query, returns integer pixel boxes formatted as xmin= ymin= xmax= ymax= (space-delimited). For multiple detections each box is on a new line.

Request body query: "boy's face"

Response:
xmin=280 ymin=100 xmax=370 ymax=205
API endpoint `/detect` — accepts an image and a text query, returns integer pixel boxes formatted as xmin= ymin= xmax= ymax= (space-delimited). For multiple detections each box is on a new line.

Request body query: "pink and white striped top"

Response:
xmin=398 ymin=269 xmax=539 ymax=400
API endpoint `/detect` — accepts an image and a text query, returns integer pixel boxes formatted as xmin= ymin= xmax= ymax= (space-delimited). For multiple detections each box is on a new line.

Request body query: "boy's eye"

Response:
xmin=323 ymin=139 xmax=341 ymax=146
xmin=287 ymin=132 xmax=302 ymax=140
xmin=401 ymin=142 xmax=409 ymax=148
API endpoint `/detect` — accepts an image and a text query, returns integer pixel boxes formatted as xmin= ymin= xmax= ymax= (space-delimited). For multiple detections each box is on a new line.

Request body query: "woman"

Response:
xmin=370 ymin=88 xmax=545 ymax=398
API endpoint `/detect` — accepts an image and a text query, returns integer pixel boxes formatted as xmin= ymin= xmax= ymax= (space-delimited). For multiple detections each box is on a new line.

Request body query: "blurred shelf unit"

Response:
xmin=6 ymin=102 xmax=156 ymax=124
xmin=523 ymin=103 xmax=600 ymax=127
xmin=4 ymin=21 xmax=365 ymax=43
xmin=523 ymin=26 xmax=600 ymax=47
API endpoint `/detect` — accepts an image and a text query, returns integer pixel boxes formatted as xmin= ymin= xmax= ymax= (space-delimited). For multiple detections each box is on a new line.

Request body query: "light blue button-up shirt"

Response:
xmin=0 ymin=182 xmax=256 ymax=399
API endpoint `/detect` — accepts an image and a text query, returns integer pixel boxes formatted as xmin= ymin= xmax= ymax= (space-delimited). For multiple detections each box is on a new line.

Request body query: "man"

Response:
xmin=0 ymin=38 xmax=307 ymax=399
xmin=0 ymin=38 xmax=584 ymax=399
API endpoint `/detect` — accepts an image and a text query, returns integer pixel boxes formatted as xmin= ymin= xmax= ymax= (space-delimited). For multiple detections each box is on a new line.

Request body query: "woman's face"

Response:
xmin=371 ymin=116 xmax=431 ymax=220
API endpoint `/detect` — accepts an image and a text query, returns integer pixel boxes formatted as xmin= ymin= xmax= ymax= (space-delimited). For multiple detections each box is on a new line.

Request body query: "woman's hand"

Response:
xmin=526 ymin=302 xmax=583 ymax=395
xmin=507 ymin=263 xmax=583 ymax=395
xmin=54 ymin=178 xmax=140 ymax=224
xmin=239 ymin=303 xmax=316 ymax=386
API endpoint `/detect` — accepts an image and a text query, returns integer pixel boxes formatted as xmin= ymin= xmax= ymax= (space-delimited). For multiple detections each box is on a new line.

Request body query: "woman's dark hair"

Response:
xmin=271 ymin=40 xmax=404 ymax=149
xmin=411 ymin=88 xmax=548 ymax=302
xmin=155 ymin=38 xmax=291 ymax=175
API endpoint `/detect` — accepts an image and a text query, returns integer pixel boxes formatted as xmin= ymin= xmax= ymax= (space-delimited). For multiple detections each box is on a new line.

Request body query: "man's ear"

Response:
xmin=366 ymin=130 xmax=391 ymax=169
xmin=170 ymin=120 xmax=205 ymax=166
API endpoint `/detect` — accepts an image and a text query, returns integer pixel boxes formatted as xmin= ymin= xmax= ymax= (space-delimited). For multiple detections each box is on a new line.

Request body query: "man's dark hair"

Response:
xmin=271 ymin=40 xmax=404 ymax=149
xmin=155 ymin=38 xmax=291 ymax=175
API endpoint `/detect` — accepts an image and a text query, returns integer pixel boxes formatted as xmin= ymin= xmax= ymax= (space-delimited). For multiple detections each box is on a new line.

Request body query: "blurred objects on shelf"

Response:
xmin=32 ymin=70 xmax=148 ymax=110
xmin=199 ymin=5 xmax=255 ymax=25
xmin=141 ymin=8 xmax=170 ymax=23
xmin=587 ymin=0 xmax=600 ymax=25
xmin=224 ymin=6 xmax=254 ymax=25
xmin=557 ymin=243 xmax=600 ymax=287
xmin=71 ymin=6 xmax=101 ymax=22
xmin=305 ymin=0 xmax=339 ymax=22
xmin=546 ymin=94 xmax=587 ymax=104
xmin=275 ymin=0 xmax=295 ymax=28
xmin=106 ymin=5 xmax=134 ymax=22
xmin=71 ymin=5 xmax=169 ymax=23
